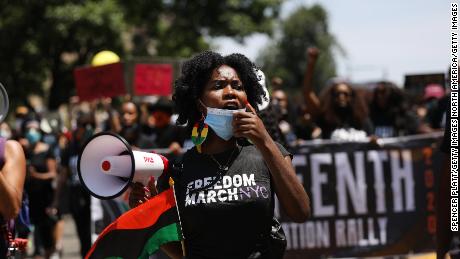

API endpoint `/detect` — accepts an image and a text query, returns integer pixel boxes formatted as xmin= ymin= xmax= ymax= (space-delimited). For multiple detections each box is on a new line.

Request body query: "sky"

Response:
xmin=214 ymin=0 xmax=450 ymax=87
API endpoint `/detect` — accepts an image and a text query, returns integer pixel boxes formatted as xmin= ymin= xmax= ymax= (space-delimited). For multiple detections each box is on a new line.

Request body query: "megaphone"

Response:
xmin=77 ymin=132 xmax=168 ymax=199
xmin=0 ymin=83 xmax=9 ymax=123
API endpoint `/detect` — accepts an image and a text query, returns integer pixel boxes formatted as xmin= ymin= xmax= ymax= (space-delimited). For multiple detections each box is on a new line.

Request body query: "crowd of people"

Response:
xmin=260 ymin=79 xmax=446 ymax=149
xmin=0 ymin=53 xmax=449 ymax=258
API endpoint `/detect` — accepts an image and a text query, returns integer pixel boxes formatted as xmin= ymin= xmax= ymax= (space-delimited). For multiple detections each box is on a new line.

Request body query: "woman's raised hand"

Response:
xmin=232 ymin=102 xmax=270 ymax=147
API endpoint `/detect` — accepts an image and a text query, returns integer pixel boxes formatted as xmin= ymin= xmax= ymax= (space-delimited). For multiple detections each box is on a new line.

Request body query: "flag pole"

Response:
xmin=169 ymin=177 xmax=186 ymax=257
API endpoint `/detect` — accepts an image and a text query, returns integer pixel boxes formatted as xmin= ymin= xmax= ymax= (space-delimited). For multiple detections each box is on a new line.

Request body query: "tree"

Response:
xmin=0 ymin=0 xmax=283 ymax=110
xmin=257 ymin=4 xmax=339 ymax=94
xmin=0 ymin=1 xmax=126 ymax=110
xmin=119 ymin=0 xmax=283 ymax=57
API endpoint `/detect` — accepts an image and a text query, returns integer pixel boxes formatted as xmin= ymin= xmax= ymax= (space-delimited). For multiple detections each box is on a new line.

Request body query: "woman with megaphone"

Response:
xmin=129 ymin=51 xmax=310 ymax=259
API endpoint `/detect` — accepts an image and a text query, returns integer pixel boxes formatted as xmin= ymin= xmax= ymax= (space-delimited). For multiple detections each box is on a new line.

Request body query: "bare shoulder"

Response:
xmin=5 ymin=140 xmax=25 ymax=161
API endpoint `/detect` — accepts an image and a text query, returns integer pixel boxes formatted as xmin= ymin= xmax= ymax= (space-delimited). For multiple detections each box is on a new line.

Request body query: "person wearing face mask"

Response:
xmin=22 ymin=119 xmax=59 ymax=258
xmin=12 ymin=106 xmax=30 ymax=138
xmin=129 ymin=51 xmax=310 ymax=259
xmin=136 ymin=97 xmax=185 ymax=156
xmin=0 ymin=122 xmax=12 ymax=140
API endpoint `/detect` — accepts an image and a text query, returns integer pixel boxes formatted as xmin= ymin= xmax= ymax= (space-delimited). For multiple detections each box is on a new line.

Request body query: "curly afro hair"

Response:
xmin=173 ymin=51 xmax=266 ymax=130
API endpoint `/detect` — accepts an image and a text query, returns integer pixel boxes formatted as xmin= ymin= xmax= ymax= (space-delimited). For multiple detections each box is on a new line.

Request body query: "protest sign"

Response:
xmin=74 ymin=63 xmax=126 ymax=101
xmin=133 ymin=64 xmax=173 ymax=96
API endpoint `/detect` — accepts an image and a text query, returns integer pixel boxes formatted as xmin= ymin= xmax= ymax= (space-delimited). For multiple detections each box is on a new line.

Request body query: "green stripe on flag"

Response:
xmin=138 ymin=223 xmax=181 ymax=259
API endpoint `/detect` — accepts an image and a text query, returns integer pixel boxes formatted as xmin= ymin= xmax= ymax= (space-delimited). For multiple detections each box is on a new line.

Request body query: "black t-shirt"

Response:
xmin=26 ymin=145 xmax=56 ymax=222
xmin=172 ymin=143 xmax=290 ymax=259
xmin=120 ymin=124 xmax=141 ymax=146
xmin=371 ymin=110 xmax=419 ymax=138
xmin=316 ymin=109 xmax=373 ymax=140
xmin=29 ymin=147 xmax=55 ymax=173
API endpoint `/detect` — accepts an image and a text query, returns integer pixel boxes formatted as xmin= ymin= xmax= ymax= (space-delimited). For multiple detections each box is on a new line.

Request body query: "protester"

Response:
xmin=23 ymin=119 xmax=59 ymax=258
xmin=294 ymin=103 xmax=321 ymax=140
xmin=415 ymin=83 xmax=446 ymax=133
xmin=57 ymin=111 xmax=95 ymax=258
xmin=94 ymin=97 xmax=121 ymax=133
xmin=271 ymin=76 xmax=283 ymax=91
xmin=129 ymin=51 xmax=310 ymax=258
xmin=118 ymin=101 xmax=141 ymax=146
xmin=0 ymin=122 xmax=12 ymax=140
xmin=423 ymin=84 xmax=448 ymax=129
xmin=312 ymin=80 xmax=373 ymax=140
xmin=0 ymin=51 xmax=447 ymax=258
xmin=137 ymin=97 xmax=185 ymax=156
xmin=258 ymin=103 xmax=289 ymax=150
xmin=262 ymin=87 xmax=319 ymax=145
xmin=369 ymin=81 xmax=420 ymax=137
xmin=271 ymin=89 xmax=298 ymax=145
xmin=256 ymin=75 xmax=289 ymax=149
xmin=12 ymin=105 xmax=30 ymax=138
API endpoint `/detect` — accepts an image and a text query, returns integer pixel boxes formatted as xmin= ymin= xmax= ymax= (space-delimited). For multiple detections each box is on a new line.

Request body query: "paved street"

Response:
xmin=24 ymin=215 xmax=80 ymax=259
xmin=60 ymin=215 xmax=80 ymax=259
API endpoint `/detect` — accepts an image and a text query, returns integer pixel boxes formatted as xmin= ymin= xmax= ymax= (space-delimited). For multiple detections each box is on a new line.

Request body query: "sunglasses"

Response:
xmin=333 ymin=91 xmax=351 ymax=97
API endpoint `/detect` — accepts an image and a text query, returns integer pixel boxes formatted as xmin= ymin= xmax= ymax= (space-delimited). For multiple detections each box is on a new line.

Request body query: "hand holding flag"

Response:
xmin=86 ymin=188 xmax=181 ymax=259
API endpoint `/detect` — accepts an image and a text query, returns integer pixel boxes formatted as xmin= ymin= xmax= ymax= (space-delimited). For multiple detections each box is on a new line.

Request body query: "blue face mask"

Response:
xmin=204 ymin=107 xmax=244 ymax=141
xmin=26 ymin=129 xmax=42 ymax=145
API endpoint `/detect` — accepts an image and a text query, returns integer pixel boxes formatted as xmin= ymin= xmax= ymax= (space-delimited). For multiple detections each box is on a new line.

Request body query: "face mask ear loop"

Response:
xmin=197 ymin=99 xmax=207 ymax=117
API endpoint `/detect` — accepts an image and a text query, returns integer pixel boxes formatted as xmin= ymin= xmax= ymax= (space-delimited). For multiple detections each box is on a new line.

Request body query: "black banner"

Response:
xmin=281 ymin=133 xmax=445 ymax=258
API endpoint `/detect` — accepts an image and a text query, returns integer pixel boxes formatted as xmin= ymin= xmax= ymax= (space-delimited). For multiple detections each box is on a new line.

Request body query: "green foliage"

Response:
xmin=0 ymin=0 xmax=282 ymax=109
xmin=0 ymin=0 xmax=126 ymax=109
xmin=257 ymin=4 xmax=338 ymax=94
xmin=120 ymin=0 xmax=282 ymax=57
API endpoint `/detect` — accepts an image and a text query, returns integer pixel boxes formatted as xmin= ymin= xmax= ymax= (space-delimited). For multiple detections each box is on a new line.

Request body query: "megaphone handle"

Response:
xmin=133 ymin=177 xmax=150 ymax=187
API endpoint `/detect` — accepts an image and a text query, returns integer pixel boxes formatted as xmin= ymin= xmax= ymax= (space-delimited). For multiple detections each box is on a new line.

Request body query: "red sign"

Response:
xmin=73 ymin=63 xmax=126 ymax=101
xmin=133 ymin=64 xmax=173 ymax=96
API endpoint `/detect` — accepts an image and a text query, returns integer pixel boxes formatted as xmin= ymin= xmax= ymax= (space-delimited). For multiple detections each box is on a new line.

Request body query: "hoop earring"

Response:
xmin=191 ymin=117 xmax=208 ymax=153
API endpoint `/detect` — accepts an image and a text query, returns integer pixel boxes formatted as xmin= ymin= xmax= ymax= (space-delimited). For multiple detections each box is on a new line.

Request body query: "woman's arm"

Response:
xmin=259 ymin=141 xmax=310 ymax=222
xmin=302 ymin=47 xmax=321 ymax=119
xmin=0 ymin=140 xmax=26 ymax=219
xmin=233 ymin=103 xmax=310 ymax=222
